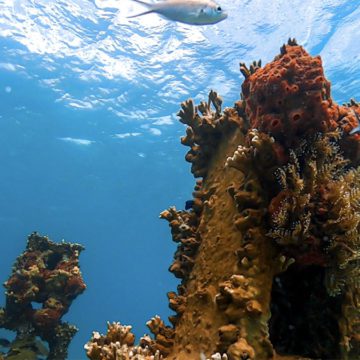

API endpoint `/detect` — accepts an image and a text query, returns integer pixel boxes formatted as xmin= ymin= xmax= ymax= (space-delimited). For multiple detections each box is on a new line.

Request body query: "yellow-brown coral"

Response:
xmin=85 ymin=322 xmax=162 ymax=360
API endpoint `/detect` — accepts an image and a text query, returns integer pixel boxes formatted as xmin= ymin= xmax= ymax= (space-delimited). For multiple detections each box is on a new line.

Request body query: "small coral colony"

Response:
xmin=1 ymin=39 xmax=359 ymax=360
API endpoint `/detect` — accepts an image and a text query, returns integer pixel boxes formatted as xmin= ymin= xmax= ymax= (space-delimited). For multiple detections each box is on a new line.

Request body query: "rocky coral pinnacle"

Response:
xmin=0 ymin=232 xmax=86 ymax=360
xmin=86 ymin=41 xmax=360 ymax=360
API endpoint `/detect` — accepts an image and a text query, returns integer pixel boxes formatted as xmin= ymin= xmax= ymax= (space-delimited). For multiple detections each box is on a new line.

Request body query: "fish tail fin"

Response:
xmin=127 ymin=9 xmax=154 ymax=18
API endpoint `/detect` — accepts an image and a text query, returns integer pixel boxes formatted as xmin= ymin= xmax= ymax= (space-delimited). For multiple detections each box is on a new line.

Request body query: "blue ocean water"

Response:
xmin=0 ymin=1 xmax=359 ymax=359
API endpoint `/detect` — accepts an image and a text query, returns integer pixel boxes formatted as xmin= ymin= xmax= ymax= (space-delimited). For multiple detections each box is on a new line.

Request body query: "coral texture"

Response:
xmin=87 ymin=41 xmax=360 ymax=360
xmin=0 ymin=232 xmax=86 ymax=360
xmin=85 ymin=319 xmax=174 ymax=360
xmin=85 ymin=321 xmax=160 ymax=360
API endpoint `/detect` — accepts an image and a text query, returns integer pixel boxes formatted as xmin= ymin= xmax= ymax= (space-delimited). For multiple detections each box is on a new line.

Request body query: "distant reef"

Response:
xmin=0 ymin=232 xmax=86 ymax=360
xmin=85 ymin=39 xmax=360 ymax=360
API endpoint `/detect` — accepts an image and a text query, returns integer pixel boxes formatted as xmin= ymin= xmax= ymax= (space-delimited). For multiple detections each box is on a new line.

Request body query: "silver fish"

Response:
xmin=128 ymin=0 xmax=228 ymax=25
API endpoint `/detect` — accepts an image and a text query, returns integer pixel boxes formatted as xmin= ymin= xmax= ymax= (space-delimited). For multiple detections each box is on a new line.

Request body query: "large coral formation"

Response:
xmin=0 ymin=232 xmax=86 ymax=360
xmin=86 ymin=40 xmax=360 ymax=360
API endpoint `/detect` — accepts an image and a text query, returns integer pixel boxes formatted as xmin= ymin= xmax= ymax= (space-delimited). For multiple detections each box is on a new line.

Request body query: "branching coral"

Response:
xmin=239 ymin=60 xmax=262 ymax=79
xmin=85 ymin=319 xmax=175 ymax=360
xmin=0 ymin=232 xmax=85 ymax=360
xmin=178 ymin=91 xmax=245 ymax=178
xmin=85 ymin=321 xmax=161 ymax=360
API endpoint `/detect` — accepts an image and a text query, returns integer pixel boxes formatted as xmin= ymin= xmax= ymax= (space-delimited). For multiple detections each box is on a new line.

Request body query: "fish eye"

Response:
xmin=217 ymin=6 xmax=222 ymax=11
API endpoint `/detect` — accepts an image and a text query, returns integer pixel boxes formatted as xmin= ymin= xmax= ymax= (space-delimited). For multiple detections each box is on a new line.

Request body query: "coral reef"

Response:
xmin=0 ymin=232 xmax=86 ymax=360
xmin=86 ymin=40 xmax=360 ymax=360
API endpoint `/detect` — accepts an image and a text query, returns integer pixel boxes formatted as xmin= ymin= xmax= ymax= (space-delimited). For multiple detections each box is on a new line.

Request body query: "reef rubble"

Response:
xmin=0 ymin=232 xmax=86 ymax=360
xmin=85 ymin=40 xmax=360 ymax=360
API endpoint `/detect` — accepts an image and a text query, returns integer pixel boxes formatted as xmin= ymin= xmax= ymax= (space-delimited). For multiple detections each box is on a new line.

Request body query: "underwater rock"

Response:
xmin=0 ymin=232 xmax=85 ymax=360
xmin=86 ymin=40 xmax=360 ymax=360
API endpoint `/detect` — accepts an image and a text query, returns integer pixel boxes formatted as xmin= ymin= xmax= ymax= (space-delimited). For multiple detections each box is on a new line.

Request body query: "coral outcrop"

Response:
xmin=0 ymin=232 xmax=86 ymax=360
xmin=86 ymin=40 xmax=360 ymax=360
xmin=84 ymin=321 xmax=162 ymax=360
xmin=85 ymin=317 xmax=175 ymax=360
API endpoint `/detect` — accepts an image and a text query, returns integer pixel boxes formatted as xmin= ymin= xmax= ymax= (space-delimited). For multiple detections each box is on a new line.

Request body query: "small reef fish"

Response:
xmin=185 ymin=199 xmax=194 ymax=210
xmin=0 ymin=338 xmax=10 ymax=347
xmin=349 ymin=110 xmax=360 ymax=135
xmin=128 ymin=0 xmax=228 ymax=25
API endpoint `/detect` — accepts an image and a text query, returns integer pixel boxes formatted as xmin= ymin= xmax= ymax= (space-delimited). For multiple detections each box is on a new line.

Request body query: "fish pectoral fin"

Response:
xmin=127 ymin=9 xmax=154 ymax=18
